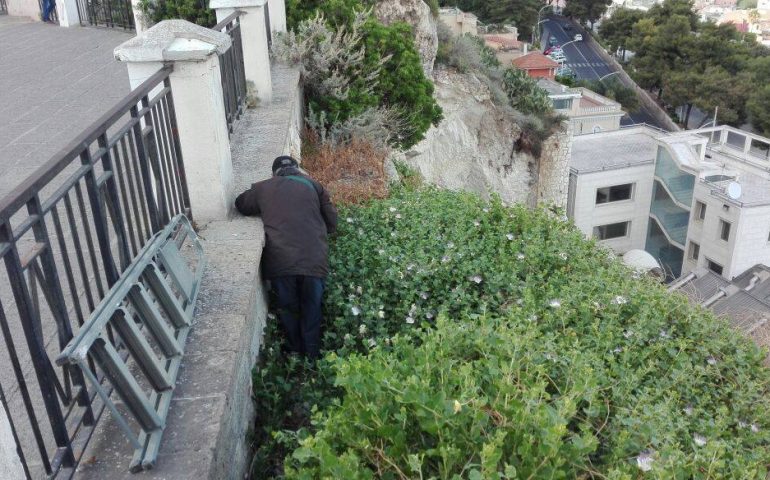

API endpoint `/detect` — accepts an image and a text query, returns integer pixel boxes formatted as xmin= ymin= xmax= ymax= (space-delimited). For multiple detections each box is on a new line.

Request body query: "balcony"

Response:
xmin=649 ymin=181 xmax=689 ymax=247
xmin=654 ymin=147 xmax=694 ymax=207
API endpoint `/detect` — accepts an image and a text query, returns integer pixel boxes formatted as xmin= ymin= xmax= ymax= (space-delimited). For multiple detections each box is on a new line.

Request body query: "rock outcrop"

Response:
xmin=391 ymin=67 xmax=571 ymax=208
xmin=375 ymin=0 xmax=438 ymax=77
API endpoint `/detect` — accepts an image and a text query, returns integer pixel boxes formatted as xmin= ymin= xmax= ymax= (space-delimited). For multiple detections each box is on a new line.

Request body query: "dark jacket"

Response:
xmin=234 ymin=169 xmax=338 ymax=279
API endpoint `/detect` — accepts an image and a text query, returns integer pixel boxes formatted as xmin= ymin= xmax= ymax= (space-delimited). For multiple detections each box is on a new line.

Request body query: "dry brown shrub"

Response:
xmin=301 ymin=133 xmax=389 ymax=205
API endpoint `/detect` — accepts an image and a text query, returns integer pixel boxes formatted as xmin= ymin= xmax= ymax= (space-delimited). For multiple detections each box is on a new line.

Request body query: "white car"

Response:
xmin=549 ymin=51 xmax=566 ymax=62
xmin=574 ymin=34 xmax=583 ymax=42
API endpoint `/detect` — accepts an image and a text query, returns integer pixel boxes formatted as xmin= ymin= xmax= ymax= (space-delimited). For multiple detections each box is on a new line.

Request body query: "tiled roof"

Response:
xmin=483 ymin=35 xmax=520 ymax=49
xmin=512 ymin=52 xmax=559 ymax=70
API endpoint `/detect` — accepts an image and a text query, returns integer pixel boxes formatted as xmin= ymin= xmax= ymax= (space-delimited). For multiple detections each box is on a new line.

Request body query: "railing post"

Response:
xmin=54 ymin=0 xmax=80 ymax=26
xmin=210 ymin=0 xmax=273 ymax=103
xmin=0 ymin=387 xmax=27 ymax=480
xmin=115 ymin=20 xmax=235 ymax=223
xmin=266 ymin=0 xmax=285 ymax=32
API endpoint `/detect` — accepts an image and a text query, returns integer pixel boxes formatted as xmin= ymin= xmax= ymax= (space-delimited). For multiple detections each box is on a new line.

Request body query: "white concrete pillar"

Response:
xmin=115 ymin=20 xmax=235 ymax=223
xmin=266 ymin=0 xmax=286 ymax=33
xmin=210 ymin=0 xmax=273 ymax=102
xmin=55 ymin=0 xmax=80 ymax=26
xmin=130 ymin=0 xmax=149 ymax=34
xmin=0 ymin=400 xmax=24 ymax=480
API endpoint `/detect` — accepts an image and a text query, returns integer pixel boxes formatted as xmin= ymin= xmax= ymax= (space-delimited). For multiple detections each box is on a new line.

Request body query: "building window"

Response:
xmin=552 ymin=98 xmax=572 ymax=110
xmin=595 ymin=183 xmax=634 ymax=205
xmin=719 ymin=219 xmax=731 ymax=242
xmin=695 ymin=201 xmax=707 ymax=221
xmin=593 ymin=221 xmax=630 ymax=240
xmin=707 ymin=259 xmax=724 ymax=276
xmin=688 ymin=241 xmax=700 ymax=261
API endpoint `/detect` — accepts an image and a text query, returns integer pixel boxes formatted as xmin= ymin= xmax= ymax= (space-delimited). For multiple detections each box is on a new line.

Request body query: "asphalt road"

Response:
xmin=540 ymin=17 xmax=669 ymax=130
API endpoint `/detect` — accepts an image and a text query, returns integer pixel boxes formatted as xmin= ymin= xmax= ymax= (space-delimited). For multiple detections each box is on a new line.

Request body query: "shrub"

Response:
xmin=252 ymin=188 xmax=770 ymax=478
xmin=138 ymin=0 xmax=215 ymax=27
xmin=301 ymin=134 xmax=389 ymax=205
xmin=273 ymin=11 xmax=442 ymax=150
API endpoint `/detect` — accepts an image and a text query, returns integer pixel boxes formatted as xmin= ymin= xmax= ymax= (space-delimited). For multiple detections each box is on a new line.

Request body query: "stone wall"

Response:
xmin=583 ymin=34 xmax=680 ymax=132
xmin=6 ymin=0 xmax=41 ymax=20
xmin=535 ymin=121 xmax=572 ymax=208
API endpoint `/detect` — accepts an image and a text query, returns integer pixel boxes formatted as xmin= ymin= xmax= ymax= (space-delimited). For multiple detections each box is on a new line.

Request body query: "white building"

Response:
xmin=537 ymin=79 xmax=625 ymax=135
xmin=439 ymin=7 xmax=478 ymax=36
xmin=568 ymin=125 xmax=770 ymax=280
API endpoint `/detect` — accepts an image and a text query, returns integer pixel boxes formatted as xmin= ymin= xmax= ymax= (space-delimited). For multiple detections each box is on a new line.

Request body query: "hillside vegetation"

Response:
xmin=251 ymin=186 xmax=770 ymax=478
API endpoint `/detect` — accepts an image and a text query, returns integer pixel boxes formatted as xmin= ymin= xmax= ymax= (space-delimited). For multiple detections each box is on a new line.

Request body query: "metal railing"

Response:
xmin=214 ymin=11 xmax=248 ymax=133
xmin=0 ymin=65 xmax=189 ymax=479
xmin=75 ymin=0 xmax=135 ymax=30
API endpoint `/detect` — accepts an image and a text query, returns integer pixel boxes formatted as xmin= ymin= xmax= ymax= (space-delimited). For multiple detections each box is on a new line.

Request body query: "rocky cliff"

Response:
xmin=375 ymin=0 xmax=438 ymax=77
xmin=391 ymin=68 xmax=571 ymax=207
xmin=378 ymin=1 xmax=570 ymax=208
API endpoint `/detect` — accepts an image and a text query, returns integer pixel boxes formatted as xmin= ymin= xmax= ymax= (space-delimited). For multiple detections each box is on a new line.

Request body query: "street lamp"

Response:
xmin=598 ymin=71 xmax=620 ymax=82
xmin=533 ymin=4 xmax=552 ymax=45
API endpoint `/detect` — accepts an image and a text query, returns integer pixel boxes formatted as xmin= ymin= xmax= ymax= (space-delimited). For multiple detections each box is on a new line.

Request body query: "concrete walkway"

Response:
xmin=0 ymin=17 xmax=132 ymax=198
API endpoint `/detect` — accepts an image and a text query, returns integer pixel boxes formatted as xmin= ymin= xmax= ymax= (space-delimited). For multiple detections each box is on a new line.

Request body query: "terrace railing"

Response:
xmin=214 ymin=11 xmax=248 ymax=134
xmin=0 ymin=65 xmax=189 ymax=479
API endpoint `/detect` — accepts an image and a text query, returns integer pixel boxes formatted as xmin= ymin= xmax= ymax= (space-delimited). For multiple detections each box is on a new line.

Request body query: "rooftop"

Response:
xmin=536 ymin=78 xmax=580 ymax=98
xmin=570 ymin=126 xmax=659 ymax=173
xmin=672 ymin=265 xmax=770 ymax=335
xmin=512 ymin=52 xmax=559 ymax=70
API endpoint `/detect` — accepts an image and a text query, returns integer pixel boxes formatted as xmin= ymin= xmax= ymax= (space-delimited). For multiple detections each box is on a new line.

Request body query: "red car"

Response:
xmin=544 ymin=46 xmax=562 ymax=55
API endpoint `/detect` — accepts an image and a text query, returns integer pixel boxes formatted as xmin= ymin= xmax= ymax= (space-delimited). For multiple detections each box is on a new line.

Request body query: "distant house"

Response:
xmin=511 ymin=52 xmax=559 ymax=80
xmin=439 ymin=7 xmax=478 ymax=36
xmin=482 ymin=31 xmax=527 ymax=64
xmin=536 ymin=78 xmax=625 ymax=135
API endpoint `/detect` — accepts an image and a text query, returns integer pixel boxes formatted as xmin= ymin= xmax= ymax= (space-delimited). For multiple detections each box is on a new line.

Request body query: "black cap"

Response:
xmin=272 ymin=156 xmax=299 ymax=173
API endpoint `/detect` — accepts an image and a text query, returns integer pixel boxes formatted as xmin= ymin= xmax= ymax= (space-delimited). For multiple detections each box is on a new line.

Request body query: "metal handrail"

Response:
xmin=213 ymin=11 xmax=248 ymax=133
xmin=0 ymin=62 xmax=189 ymax=479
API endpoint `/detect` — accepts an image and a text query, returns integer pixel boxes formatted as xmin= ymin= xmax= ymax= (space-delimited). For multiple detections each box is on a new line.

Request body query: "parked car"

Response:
xmin=574 ymin=33 xmax=583 ymax=41
xmin=549 ymin=51 xmax=567 ymax=62
xmin=556 ymin=66 xmax=576 ymax=79
xmin=549 ymin=36 xmax=559 ymax=46
xmin=544 ymin=46 xmax=562 ymax=55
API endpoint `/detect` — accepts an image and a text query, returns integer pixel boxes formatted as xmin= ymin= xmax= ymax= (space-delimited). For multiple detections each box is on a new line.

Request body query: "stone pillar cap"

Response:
xmin=115 ymin=19 xmax=232 ymax=63
xmin=209 ymin=0 xmax=266 ymax=8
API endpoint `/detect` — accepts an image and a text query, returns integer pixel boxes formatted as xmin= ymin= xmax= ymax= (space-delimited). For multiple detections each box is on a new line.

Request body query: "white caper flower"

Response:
xmin=346 ymin=217 xmax=354 ymax=223
xmin=389 ymin=207 xmax=397 ymax=212
xmin=474 ymin=220 xmax=480 ymax=227
xmin=351 ymin=306 xmax=361 ymax=316
xmin=516 ymin=298 xmax=524 ymax=305
xmin=405 ymin=316 xmax=415 ymax=324
xmin=506 ymin=233 xmax=514 ymax=241
xmin=751 ymin=423 xmax=760 ymax=433
xmin=469 ymin=275 xmax=483 ymax=284
xmin=612 ymin=347 xmax=623 ymax=354
xmin=420 ymin=292 xmax=429 ymax=300
xmin=636 ymin=451 xmax=655 ymax=472
xmin=516 ymin=253 xmax=526 ymax=260
xmin=549 ymin=299 xmax=561 ymax=308
xmin=611 ymin=295 xmax=628 ymax=305
xmin=378 ymin=249 xmax=386 ymax=255
xmin=358 ymin=324 xmax=367 ymax=335
xmin=693 ymin=434 xmax=707 ymax=447
xmin=559 ymin=252 xmax=568 ymax=260
xmin=706 ymin=355 xmax=718 ymax=366
xmin=356 ymin=286 xmax=363 ymax=295
xmin=344 ymin=333 xmax=352 ymax=341
xmin=739 ymin=420 xmax=748 ymax=428
xmin=528 ymin=314 xmax=538 ymax=322
xmin=395 ymin=213 xmax=402 ymax=219
xmin=659 ymin=330 xmax=671 ymax=339
xmin=446 ymin=242 xmax=455 ymax=249
xmin=368 ymin=338 xmax=377 ymax=348
xmin=425 ymin=311 xmax=434 ymax=319
xmin=441 ymin=255 xmax=451 ymax=263
xmin=378 ymin=310 xmax=385 ymax=319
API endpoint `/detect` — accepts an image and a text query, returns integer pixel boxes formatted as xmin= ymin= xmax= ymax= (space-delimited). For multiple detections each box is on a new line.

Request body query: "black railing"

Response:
xmin=0 ymin=65 xmax=189 ymax=479
xmin=214 ymin=11 xmax=248 ymax=133
xmin=76 ymin=0 xmax=134 ymax=30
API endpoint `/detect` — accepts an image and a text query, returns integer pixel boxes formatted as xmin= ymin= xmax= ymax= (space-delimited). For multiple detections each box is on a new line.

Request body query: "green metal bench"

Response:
xmin=56 ymin=214 xmax=205 ymax=472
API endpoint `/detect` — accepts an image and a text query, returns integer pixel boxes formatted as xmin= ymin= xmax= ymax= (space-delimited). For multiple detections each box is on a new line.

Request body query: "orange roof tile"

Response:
xmin=511 ymin=52 xmax=559 ymax=70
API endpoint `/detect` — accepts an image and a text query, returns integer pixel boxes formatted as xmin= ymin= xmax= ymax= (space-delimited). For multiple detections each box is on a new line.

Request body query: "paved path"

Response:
xmin=0 ymin=17 xmax=132 ymax=199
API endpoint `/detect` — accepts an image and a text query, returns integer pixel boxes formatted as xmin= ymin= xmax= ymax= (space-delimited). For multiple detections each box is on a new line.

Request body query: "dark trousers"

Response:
xmin=42 ymin=0 xmax=55 ymax=21
xmin=271 ymin=276 xmax=324 ymax=359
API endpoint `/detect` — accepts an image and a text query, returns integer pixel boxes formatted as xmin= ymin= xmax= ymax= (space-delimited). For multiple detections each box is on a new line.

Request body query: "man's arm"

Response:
xmin=318 ymin=185 xmax=338 ymax=234
xmin=234 ymin=183 xmax=262 ymax=216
